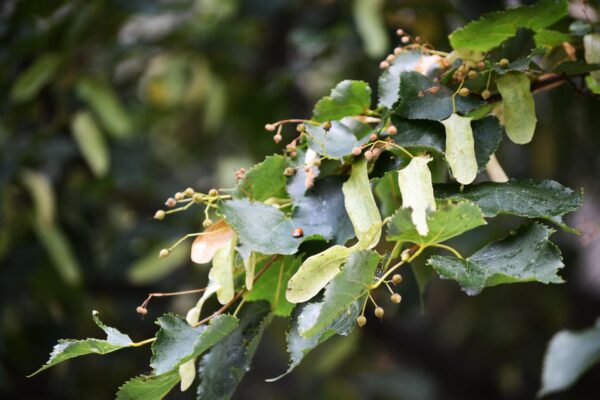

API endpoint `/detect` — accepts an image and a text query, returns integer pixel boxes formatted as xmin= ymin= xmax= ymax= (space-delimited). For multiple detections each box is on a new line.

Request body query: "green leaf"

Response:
xmin=267 ymin=298 xmax=362 ymax=382
xmin=534 ymin=29 xmax=571 ymax=49
xmin=233 ymin=155 xmax=288 ymax=202
xmin=116 ymin=370 xmax=180 ymax=400
xmin=11 ymin=54 xmax=60 ymax=103
xmin=434 ymin=179 xmax=582 ymax=232
xmin=496 ymin=72 xmax=537 ymax=144
xmin=286 ymin=245 xmax=352 ymax=304
xmin=373 ymin=170 xmax=402 ymax=218
xmin=312 ymin=80 xmax=372 ymax=122
xmin=306 ymin=118 xmax=372 ymax=159
xmin=291 ymin=176 xmax=355 ymax=246
xmin=342 ymin=158 xmax=382 ymax=248
xmin=220 ymin=199 xmax=310 ymax=259
xmin=441 ymin=113 xmax=477 ymax=184
xmin=197 ymin=302 xmax=272 ymax=400
xmin=30 ymin=311 xmax=132 ymax=376
xmin=300 ymin=250 xmax=379 ymax=337
xmin=76 ymin=77 xmax=133 ymax=138
xmin=428 ymin=223 xmax=564 ymax=295
xmin=71 ymin=111 xmax=110 ymax=178
xmin=377 ymin=50 xmax=423 ymax=108
xmin=472 ymin=116 xmax=503 ymax=171
xmin=539 ymin=320 xmax=600 ymax=397
xmin=393 ymin=71 xmax=482 ymax=121
xmin=388 ymin=200 xmax=486 ymax=246
xmin=352 ymin=0 xmax=389 ymax=58
xmin=150 ymin=314 xmax=238 ymax=375
xmin=246 ymin=256 xmax=302 ymax=316
xmin=448 ymin=0 xmax=568 ymax=52
xmin=396 ymin=155 xmax=436 ymax=236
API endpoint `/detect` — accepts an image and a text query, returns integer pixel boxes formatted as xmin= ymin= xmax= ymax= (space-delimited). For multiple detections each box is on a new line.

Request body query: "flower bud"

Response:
xmin=208 ymin=189 xmax=219 ymax=197
xmin=392 ymin=274 xmax=403 ymax=284
xmin=379 ymin=60 xmax=390 ymax=69
xmin=374 ymin=307 xmax=384 ymax=318
xmin=481 ymin=90 xmax=491 ymax=100
xmin=391 ymin=293 xmax=402 ymax=304
xmin=165 ymin=198 xmax=177 ymax=208
xmin=159 ymin=249 xmax=170 ymax=258
xmin=357 ymin=315 xmax=367 ymax=327
xmin=154 ymin=210 xmax=166 ymax=220
xmin=136 ymin=306 xmax=148 ymax=316
xmin=387 ymin=125 xmax=397 ymax=135
xmin=203 ymin=219 xmax=213 ymax=228
xmin=351 ymin=147 xmax=362 ymax=156
xmin=265 ymin=123 xmax=276 ymax=131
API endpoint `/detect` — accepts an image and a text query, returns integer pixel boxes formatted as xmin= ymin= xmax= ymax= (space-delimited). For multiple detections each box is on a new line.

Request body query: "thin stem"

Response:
xmin=168 ymin=232 xmax=203 ymax=252
xmin=371 ymin=245 xmax=423 ymax=289
xmin=430 ymin=243 xmax=464 ymax=259
xmin=165 ymin=200 xmax=194 ymax=214
xmin=131 ymin=337 xmax=156 ymax=347
xmin=382 ymin=242 xmax=403 ymax=273
xmin=233 ymin=297 xmax=247 ymax=317
xmin=451 ymin=79 xmax=465 ymax=114
xmin=140 ymin=288 xmax=207 ymax=309
xmin=272 ymin=259 xmax=285 ymax=310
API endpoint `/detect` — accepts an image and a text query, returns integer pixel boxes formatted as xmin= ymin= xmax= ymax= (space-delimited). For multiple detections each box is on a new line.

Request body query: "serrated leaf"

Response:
xmin=342 ymin=159 xmax=382 ymax=248
xmin=584 ymin=33 xmax=600 ymax=83
xmin=539 ymin=320 xmax=600 ymax=397
xmin=394 ymin=71 xmax=482 ymax=121
xmin=441 ymin=113 xmax=477 ymax=184
xmin=300 ymin=250 xmax=380 ymax=338
xmin=150 ymin=314 xmax=238 ymax=375
xmin=496 ymin=71 xmax=537 ymax=144
xmin=233 ymin=155 xmax=288 ymax=202
xmin=116 ymin=369 xmax=180 ymax=400
xmin=191 ymin=219 xmax=236 ymax=264
xmin=428 ymin=223 xmax=564 ymax=295
xmin=434 ymin=179 xmax=582 ymax=232
xmin=76 ymin=77 xmax=132 ymax=139
xmin=220 ymin=199 xmax=306 ymax=259
xmin=378 ymin=50 xmax=425 ymax=108
xmin=388 ymin=200 xmax=486 ymax=246
xmin=197 ymin=302 xmax=272 ymax=400
xmin=71 ymin=111 xmax=110 ymax=178
xmin=286 ymin=245 xmax=352 ymax=304
xmin=390 ymin=116 xmax=502 ymax=172
xmin=448 ymin=0 xmax=568 ymax=52
xmin=11 ymin=54 xmax=60 ymax=103
xmin=397 ymin=155 xmax=436 ymax=236
xmin=291 ymin=176 xmax=355 ymax=246
xmin=30 ymin=311 xmax=132 ymax=376
xmin=306 ymin=118 xmax=372 ymax=159
xmin=313 ymin=80 xmax=372 ymax=122
xmin=267 ymin=299 xmax=361 ymax=382
xmin=210 ymin=235 xmax=236 ymax=304
xmin=246 ymin=256 xmax=302 ymax=316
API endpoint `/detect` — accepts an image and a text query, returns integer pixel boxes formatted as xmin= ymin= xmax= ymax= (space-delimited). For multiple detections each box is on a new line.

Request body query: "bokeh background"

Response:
xmin=1 ymin=0 xmax=600 ymax=399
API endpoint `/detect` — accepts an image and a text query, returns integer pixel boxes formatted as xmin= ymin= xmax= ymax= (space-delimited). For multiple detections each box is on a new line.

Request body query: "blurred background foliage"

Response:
xmin=1 ymin=0 xmax=600 ymax=399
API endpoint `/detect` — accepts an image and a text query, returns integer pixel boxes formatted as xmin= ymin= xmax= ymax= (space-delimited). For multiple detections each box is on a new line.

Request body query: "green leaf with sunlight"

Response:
xmin=312 ymin=80 xmax=372 ymax=122
xmin=11 ymin=54 xmax=60 ymax=103
xmin=428 ymin=223 xmax=564 ymax=295
xmin=387 ymin=201 xmax=486 ymax=246
xmin=31 ymin=311 xmax=133 ymax=376
xmin=448 ymin=0 xmax=568 ymax=52
xmin=71 ymin=111 xmax=110 ymax=178
xmin=306 ymin=118 xmax=372 ymax=159
xmin=233 ymin=155 xmax=289 ymax=202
